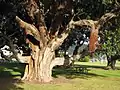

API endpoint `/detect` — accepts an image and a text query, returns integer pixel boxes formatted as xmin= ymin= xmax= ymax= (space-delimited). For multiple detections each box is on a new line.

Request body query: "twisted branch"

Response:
xmin=16 ymin=16 xmax=40 ymax=41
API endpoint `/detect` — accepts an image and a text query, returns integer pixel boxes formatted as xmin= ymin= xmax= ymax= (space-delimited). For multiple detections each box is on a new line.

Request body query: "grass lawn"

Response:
xmin=0 ymin=62 xmax=120 ymax=90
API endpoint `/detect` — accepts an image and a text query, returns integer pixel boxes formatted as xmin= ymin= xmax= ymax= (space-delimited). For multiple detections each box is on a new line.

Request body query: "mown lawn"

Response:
xmin=0 ymin=62 xmax=120 ymax=90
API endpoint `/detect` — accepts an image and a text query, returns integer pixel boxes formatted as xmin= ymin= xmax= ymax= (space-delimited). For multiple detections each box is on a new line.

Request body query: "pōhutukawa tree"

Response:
xmin=15 ymin=0 xmax=120 ymax=82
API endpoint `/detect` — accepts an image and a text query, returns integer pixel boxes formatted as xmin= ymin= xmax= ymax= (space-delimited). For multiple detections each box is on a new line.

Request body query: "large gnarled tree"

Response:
xmin=15 ymin=0 xmax=120 ymax=82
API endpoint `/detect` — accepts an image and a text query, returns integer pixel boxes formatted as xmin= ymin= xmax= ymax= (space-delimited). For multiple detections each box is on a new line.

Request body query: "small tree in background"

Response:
xmin=101 ymin=17 xmax=120 ymax=69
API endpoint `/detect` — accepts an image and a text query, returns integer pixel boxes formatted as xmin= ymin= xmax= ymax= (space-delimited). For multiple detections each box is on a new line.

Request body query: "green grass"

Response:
xmin=19 ymin=77 xmax=120 ymax=90
xmin=0 ymin=62 xmax=120 ymax=90
xmin=74 ymin=61 xmax=120 ymax=77
xmin=75 ymin=61 xmax=120 ymax=67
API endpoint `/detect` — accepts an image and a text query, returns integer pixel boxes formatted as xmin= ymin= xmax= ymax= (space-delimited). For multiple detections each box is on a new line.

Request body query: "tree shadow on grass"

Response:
xmin=0 ymin=63 xmax=26 ymax=90
xmin=52 ymin=64 xmax=107 ymax=80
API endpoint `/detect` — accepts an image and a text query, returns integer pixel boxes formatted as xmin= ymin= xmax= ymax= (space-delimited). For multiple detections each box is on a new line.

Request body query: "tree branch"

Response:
xmin=16 ymin=16 xmax=40 ymax=41
xmin=96 ymin=13 xmax=116 ymax=29
xmin=71 ymin=20 xmax=96 ymax=28
xmin=50 ymin=32 xmax=69 ymax=51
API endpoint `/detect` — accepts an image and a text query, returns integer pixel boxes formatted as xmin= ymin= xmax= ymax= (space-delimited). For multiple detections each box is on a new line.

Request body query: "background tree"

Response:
xmin=100 ymin=16 xmax=120 ymax=69
xmin=0 ymin=0 xmax=28 ymax=61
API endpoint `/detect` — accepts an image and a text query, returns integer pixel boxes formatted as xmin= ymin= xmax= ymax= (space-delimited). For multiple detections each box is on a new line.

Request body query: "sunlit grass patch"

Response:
xmin=0 ymin=62 xmax=120 ymax=90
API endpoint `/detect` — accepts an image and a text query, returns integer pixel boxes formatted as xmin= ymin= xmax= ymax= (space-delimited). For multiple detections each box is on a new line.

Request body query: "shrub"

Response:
xmin=79 ymin=56 xmax=90 ymax=62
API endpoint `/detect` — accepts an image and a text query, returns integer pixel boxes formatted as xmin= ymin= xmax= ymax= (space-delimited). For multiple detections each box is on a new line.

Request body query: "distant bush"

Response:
xmin=79 ymin=56 xmax=90 ymax=62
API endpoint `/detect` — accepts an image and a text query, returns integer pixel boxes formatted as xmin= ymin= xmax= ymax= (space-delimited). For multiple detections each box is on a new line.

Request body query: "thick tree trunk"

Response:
xmin=22 ymin=46 xmax=55 ymax=82
xmin=22 ymin=44 xmax=68 ymax=82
